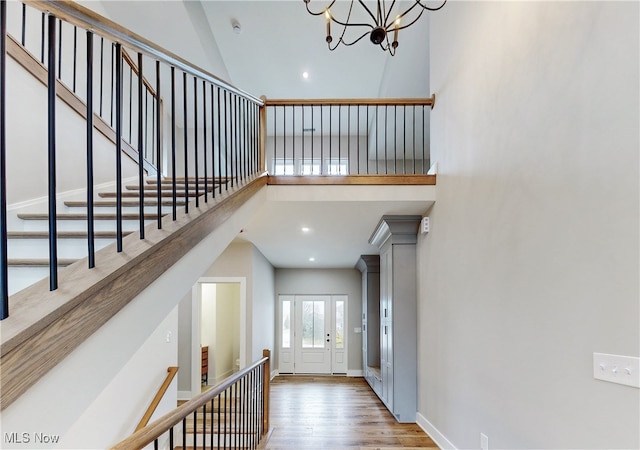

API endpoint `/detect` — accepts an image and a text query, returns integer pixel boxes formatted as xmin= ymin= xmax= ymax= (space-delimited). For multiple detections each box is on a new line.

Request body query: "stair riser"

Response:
xmin=8 ymin=238 xmax=115 ymax=259
xmin=8 ymin=267 xmax=48 ymax=296
xmin=20 ymin=219 xmax=156 ymax=232
xmin=183 ymin=432 xmax=257 ymax=449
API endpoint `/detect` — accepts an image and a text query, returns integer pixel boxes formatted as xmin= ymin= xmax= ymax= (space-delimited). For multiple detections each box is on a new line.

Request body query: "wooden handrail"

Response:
xmin=121 ymin=48 xmax=157 ymax=98
xmin=110 ymin=350 xmax=271 ymax=450
xmin=24 ymin=0 xmax=263 ymax=106
xmin=263 ymin=95 xmax=436 ymax=108
xmin=135 ymin=366 xmax=179 ymax=432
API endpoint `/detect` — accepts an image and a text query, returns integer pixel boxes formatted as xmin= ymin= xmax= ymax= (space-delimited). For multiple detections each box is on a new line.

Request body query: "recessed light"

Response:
xmin=302 ymin=71 xmax=309 ymax=80
xmin=309 ymin=257 xmax=315 ymax=262
xmin=301 ymin=227 xmax=311 ymax=233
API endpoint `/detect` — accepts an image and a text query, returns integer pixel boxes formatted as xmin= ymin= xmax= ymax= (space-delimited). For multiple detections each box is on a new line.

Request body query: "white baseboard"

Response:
xmin=177 ymin=390 xmax=192 ymax=401
xmin=416 ymin=412 xmax=457 ymax=450
xmin=347 ymin=370 xmax=364 ymax=377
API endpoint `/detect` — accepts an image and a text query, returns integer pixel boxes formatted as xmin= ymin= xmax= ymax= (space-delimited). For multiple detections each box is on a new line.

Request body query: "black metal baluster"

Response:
xmin=347 ymin=105 xmax=350 ymax=174
xmin=375 ymin=106 xmax=379 ymax=174
xmin=192 ymin=410 xmax=197 ymax=449
xmin=403 ymin=105 xmax=407 ymax=174
xmin=203 ymin=402 xmax=207 ymax=450
xmin=99 ymin=37 xmax=104 ymax=117
xmin=235 ymin=96 xmax=239 ymax=184
xmin=217 ymin=87 xmax=222 ymax=195
xmin=0 ymin=0 xmax=8 ymax=319
xmin=329 ymin=105 xmax=332 ymax=173
xmin=57 ymin=19 xmax=61 ymax=79
xmin=40 ymin=12 xmax=44 ymax=64
xmin=338 ymin=105 xmax=341 ymax=173
xmin=223 ymin=90 xmax=229 ymax=190
xmin=153 ymin=438 xmax=158 ymax=450
xmin=320 ymin=105 xmax=323 ymax=174
xmin=422 ymin=105 xmax=426 ymax=174
xmin=137 ymin=53 xmax=144 ymax=239
xmin=394 ymin=105 xmax=397 ymax=174
xmin=385 ymin=105 xmax=388 ymax=174
xmin=366 ymin=105 xmax=369 ymax=174
xmin=171 ymin=67 xmax=177 ymax=220
xmin=193 ymin=77 xmax=199 ymax=207
xmin=115 ymin=43 xmax=123 ymax=252
xmin=210 ymin=84 xmax=215 ymax=199
xmin=412 ymin=105 xmax=416 ymax=174
xmin=110 ymin=43 xmax=114 ymax=126
xmin=202 ymin=80 xmax=208 ymax=202
xmin=233 ymin=96 xmax=237 ymax=186
xmin=155 ymin=61 xmax=161 ymax=228
xmin=72 ymin=26 xmax=77 ymax=92
xmin=210 ymin=399 xmax=215 ymax=449
xmin=218 ymin=392 xmax=222 ymax=449
xmin=234 ymin=383 xmax=238 ymax=449
xmin=128 ymin=64 xmax=132 ymax=143
xmin=310 ymin=105 xmax=312 ymax=175
xmin=169 ymin=426 xmax=174 ymax=450
xmin=144 ymin=90 xmax=148 ymax=162
xmin=182 ymin=417 xmax=187 ymax=450
xmin=182 ymin=72 xmax=189 ymax=212
xmin=357 ymin=105 xmax=360 ymax=174
xmin=20 ymin=3 xmax=25 ymax=46
xmin=86 ymin=31 xmax=95 ymax=269
xmin=244 ymin=98 xmax=248 ymax=180
xmin=47 ymin=14 xmax=58 ymax=289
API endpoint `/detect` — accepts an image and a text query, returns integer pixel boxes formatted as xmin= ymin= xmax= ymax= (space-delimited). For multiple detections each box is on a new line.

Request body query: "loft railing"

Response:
xmin=264 ymin=97 xmax=435 ymax=176
xmin=111 ymin=350 xmax=271 ymax=450
xmin=0 ymin=0 xmax=264 ymax=319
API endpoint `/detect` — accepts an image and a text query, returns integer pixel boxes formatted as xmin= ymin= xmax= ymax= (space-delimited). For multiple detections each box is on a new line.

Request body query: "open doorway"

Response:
xmin=189 ymin=277 xmax=247 ymax=397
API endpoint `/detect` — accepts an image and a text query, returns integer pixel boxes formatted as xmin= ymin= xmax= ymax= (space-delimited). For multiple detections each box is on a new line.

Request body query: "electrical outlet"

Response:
xmin=593 ymin=353 xmax=640 ymax=388
xmin=480 ymin=433 xmax=489 ymax=450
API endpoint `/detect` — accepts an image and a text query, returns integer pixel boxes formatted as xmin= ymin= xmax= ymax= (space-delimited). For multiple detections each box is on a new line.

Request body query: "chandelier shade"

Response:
xmin=303 ymin=0 xmax=447 ymax=56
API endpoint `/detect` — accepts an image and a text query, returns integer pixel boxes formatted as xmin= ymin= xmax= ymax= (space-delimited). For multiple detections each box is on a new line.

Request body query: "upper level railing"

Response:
xmin=264 ymin=97 xmax=435 ymax=176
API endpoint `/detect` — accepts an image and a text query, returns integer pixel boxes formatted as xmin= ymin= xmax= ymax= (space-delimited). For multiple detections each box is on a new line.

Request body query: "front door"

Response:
xmin=294 ymin=295 xmax=331 ymax=374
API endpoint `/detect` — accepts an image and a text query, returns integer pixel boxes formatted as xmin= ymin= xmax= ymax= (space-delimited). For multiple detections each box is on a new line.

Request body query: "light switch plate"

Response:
xmin=593 ymin=353 xmax=640 ymax=388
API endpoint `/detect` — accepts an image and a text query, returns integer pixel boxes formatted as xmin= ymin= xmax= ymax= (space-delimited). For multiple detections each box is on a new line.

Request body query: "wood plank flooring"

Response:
xmin=263 ymin=375 xmax=438 ymax=450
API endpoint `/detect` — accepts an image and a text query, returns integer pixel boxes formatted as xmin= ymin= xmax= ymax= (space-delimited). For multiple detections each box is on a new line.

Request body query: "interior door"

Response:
xmin=294 ymin=295 xmax=331 ymax=374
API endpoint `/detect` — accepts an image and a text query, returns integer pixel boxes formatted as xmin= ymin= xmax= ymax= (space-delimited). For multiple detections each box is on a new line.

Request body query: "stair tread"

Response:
xmin=17 ymin=213 xmax=165 ymax=220
xmin=7 ymin=231 xmax=130 ymax=239
xmin=65 ymin=200 xmax=187 ymax=207
xmin=8 ymin=258 xmax=77 ymax=267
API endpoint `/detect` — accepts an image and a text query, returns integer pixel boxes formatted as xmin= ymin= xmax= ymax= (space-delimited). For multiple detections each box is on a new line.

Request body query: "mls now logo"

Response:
xmin=4 ymin=432 xmax=60 ymax=444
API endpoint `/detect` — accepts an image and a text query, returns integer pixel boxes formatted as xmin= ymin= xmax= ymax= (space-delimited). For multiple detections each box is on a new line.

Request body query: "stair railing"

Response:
xmin=135 ymin=366 xmax=179 ymax=432
xmin=0 ymin=0 xmax=265 ymax=319
xmin=111 ymin=349 xmax=271 ymax=450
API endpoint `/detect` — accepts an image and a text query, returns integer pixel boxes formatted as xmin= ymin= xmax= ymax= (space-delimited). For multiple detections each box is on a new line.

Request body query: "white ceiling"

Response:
xmin=197 ymin=1 xmax=436 ymax=269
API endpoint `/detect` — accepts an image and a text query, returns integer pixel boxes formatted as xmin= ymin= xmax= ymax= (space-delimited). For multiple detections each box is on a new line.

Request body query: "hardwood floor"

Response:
xmin=263 ymin=375 xmax=438 ymax=450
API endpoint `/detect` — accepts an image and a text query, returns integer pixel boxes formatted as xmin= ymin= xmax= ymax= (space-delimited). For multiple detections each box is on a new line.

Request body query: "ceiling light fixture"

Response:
xmin=302 ymin=71 xmax=310 ymax=79
xmin=303 ymin=0 xmax=446 ymax=56
xmin=309 ymin=257 xmax=316 ymax=262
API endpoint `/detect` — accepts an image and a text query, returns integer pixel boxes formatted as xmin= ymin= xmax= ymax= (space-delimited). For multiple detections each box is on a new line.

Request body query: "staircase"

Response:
xmin=5 ymin=178 xmax=226 ymax=296
xmin=176 ymin=395 xmax=262 ymax=450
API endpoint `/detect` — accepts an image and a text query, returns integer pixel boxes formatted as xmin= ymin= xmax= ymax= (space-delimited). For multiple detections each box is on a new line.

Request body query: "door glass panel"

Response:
xmin=302 ymin=300 xmax=325 ymax=348
xmin=335 ymin=300 xmax=344 ymax=349
xmin=282 ymin=300 xmax=291 ymax=348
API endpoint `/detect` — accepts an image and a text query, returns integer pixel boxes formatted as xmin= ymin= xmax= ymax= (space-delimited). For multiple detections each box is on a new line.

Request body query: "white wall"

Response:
xmin=274 ymin=268 xmax=363 ymax=373
xmin=419 ymin=2 xmax=639 ymax=449
xmin=0 ymin=188 xmax=268 ymax=449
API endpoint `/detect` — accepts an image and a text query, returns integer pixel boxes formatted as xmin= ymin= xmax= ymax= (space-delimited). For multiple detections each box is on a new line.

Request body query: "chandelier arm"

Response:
xmin=336 ymin=31 xmax=372 ymax=47
xmin=356 ymin=0 xmax=380 ymax=25
xmin=388 ymin=7 xmax=424 ymax=31
xmin=383 ymin=0 xmax=398 ymax=25
xmin=414 ymin=0 xmax=447 ymax=12
xmin=304 ymin=0 xmax=337 ymax=16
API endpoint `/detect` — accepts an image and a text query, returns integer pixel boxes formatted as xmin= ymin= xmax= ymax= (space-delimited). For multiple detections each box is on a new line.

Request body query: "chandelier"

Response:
xmin=303 ymin=0 xmax=447 ymax=56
